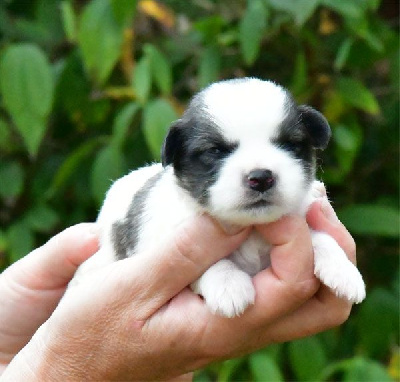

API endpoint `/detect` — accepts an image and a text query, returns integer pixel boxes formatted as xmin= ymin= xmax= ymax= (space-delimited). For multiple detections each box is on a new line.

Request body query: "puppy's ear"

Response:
xmin=299 ymin=105 xmax=331 ymax=150
xmin=161 ymin=120 xmax=184 ymax=167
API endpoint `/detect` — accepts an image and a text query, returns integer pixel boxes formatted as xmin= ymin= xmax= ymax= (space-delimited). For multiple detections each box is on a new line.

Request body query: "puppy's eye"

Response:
xmin=206 ymin=147 xmax=223 ymax=155
xmin=281 ymin=141 xmax=303 ymax=154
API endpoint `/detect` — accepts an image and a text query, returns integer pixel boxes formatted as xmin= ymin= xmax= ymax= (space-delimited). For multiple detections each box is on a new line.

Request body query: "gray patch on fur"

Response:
xmin=112 ymin=170 xmax=163 ymax=260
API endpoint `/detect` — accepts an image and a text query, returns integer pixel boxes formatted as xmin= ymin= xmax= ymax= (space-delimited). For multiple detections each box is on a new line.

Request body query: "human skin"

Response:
xmin=0 ymin=198 xmax=355 ymax=381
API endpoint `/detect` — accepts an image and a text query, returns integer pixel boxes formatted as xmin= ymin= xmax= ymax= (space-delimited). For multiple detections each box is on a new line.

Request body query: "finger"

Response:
xmin=255 ymin=215 xmax=317 ymax=284
xmin=114 ymin=214 xmax=250 ymax=319
xmin=236 ymin=216 xmax=319 ymax=325
xmin=5 ymin=223 xmax=99 ymax=291
xmin=253 ymin=289 xmax=352 ymax=346
xmin=185 ymin=216 xmax=318 ymax=334
xmin=307 ymin=199 xmax=356 ymax=263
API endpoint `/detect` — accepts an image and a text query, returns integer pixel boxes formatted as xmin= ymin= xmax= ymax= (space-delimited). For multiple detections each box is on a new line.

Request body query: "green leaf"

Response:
xmin=193 ymin=370 xmax=212 ymax=382
xmin=47 ymin=137 xmax=105 ymax=198
xmin=338 ymin=204 xmax=399 ymax=238
xmin=0 ymin=43 xmax=54 ymax=156
xmin=91 ymin=145 xmax=125 ymax=205
xmin=239 ymin=0 xmax=268 ymax=66
xmin=343 ymin=356 xmax=393 ymax=382
xmin=132 ymin=56 xmax=152 ymax=104
xmin=0 ymin=229 xmax=7 ymax=254
xmin=216 ymin=357 xmax=246 ymax=382
xmin=345 ymin=16 xmax=384 ymax=52
xmin=288 ymin=336 xmax=327 ymax=381
xmin=334 ymin=38 xmax=354 ymax=71
xmin=321 ymin=0 xmax=363 ymax=18
xmin=0 ymin=118 xmax=12 ymax=153
xmin=111 ymin=0 xmax=137 ymax=26
xmin=333 ymin=123 xmax=362 ymax=152
xmin=332 ymin=122 xmax=362 ymax=175
xmin=336 ymin=77 xmax=380 ymax=114
xmin=293 ymin=0 xmax=319 ymax=26
xmin=367 ymin=0 xmax=381 ymax=11
xmin=142 ymin=98 xmax=178 ymax=160
xmin=78 ymin=0 xmax=124 ymax=85
xmin=35 ymin=0 xmax=64 ymax=43
xmin=144 ymin=44 xmax=173 ymax=96
xmin=321 ymin=357 xmax=393 ymax=382
xmin=356 ymin=288 xmax=399 ymax=357
xmin=7 ymin=220 xmax=34 ymax=263
xmin=249 ymin=352 xmax=284 ymax=382
xmin=269 ymin=0 xmax=319 ymax=26
xmin=290 ymin=50 xmax=308 ymax=96
xmin=194 ymin=15 xmax=225 ymax=44
xmin=198 ymin=46 xmax=221 ymax=89
xmin=61 ymin=1 xmax=77 ymax=42
xmin=0 ymin=161 xmax=24 ymax=199
xmin=111 ymin=103 xmax=140 ymax=149
xmin=25 ymin=204 xmax=60 ymax=233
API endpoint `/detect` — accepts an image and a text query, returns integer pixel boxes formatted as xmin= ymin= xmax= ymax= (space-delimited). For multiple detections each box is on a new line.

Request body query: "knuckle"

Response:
xmin=172 ymin=225 xmax=205 ymax=270
xmin=290 ymin=278 xmax=320 ymax=302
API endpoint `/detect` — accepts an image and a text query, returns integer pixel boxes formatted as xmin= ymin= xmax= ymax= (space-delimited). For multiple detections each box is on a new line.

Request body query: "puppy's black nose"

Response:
xmin=247 ymin=169 xmax=275 ymax=193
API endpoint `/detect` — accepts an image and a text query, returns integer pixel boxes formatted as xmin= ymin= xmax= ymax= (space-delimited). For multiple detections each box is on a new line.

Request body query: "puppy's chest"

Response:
xmin=229 ymin=231 xmax=271 ymax=276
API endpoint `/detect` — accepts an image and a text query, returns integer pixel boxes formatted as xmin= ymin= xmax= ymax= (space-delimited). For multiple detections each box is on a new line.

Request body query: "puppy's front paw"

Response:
xmin=192 ymin=260 xmax=255 ymax=318
xmin=313 ymin=232 xmax=366 ymax=304
xmin=315 ymin=256 xmax=366 ymax=303
xmin=311 ymin=180 xmax=326 ymax=199
xmin=208 ymin=270 xmax=255 ymax=317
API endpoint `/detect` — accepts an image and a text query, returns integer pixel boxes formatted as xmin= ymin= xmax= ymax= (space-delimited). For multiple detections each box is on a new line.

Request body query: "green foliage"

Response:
xmin=239 ymin=0 xmax=268 ymax=65
xmin=0 ymin=43 xmax=54 ymax=156
xmin=78 ymin=0 xmax=127 ymax=85
xmin=0 ymin=0 xmax=398 ymax=380
xmin=288 ymin=336 xmax=328 ymax=381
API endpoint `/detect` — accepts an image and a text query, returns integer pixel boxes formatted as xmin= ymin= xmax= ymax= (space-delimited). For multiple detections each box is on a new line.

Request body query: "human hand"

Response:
xmin=0 ymin=223 xmax=99 ymax=373
xmin=2 ymin=199 xmax=356 ymax=381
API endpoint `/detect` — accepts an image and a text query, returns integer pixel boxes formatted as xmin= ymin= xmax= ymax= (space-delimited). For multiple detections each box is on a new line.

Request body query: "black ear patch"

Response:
xmin=299 ymin=105 xmax=331 ymax=150
xmin=161 ymin=120 xmax=184 ymax=167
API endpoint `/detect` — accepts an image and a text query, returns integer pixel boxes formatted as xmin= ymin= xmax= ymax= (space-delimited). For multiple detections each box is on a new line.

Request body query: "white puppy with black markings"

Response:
xmin=74 ymin=78 xmax=365 ymax=317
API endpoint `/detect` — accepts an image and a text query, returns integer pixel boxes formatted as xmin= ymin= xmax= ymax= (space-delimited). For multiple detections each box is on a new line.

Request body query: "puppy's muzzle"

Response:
xmin=246 ymin=169 xmax=275 ymax=193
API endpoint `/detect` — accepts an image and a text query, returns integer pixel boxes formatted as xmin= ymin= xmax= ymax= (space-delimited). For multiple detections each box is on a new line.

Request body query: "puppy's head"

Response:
xmin=162 ymin=78 xmax=330 ymax=224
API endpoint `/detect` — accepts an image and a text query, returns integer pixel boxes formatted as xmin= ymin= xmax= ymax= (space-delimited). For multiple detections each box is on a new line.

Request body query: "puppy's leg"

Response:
xmin=312 ymin=231 xmax=366 ymax=303
xmin=191 ymin=259 xmax=255 ymax=318
xmin=305 ymin=181 xmax=365 ymax=303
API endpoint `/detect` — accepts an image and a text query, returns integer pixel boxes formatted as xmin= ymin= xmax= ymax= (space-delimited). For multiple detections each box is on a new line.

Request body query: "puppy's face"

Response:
xmin=162 ymin=78 xmax=331 ymax=224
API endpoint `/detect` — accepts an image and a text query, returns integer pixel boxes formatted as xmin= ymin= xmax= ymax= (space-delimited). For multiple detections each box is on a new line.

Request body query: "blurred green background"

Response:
xmin=0 ymin=0 xmax=398 ymax=380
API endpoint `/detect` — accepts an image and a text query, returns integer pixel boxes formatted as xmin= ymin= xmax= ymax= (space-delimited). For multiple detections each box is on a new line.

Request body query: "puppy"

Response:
xmin=74 ymin=78 xmax=365 ymax=317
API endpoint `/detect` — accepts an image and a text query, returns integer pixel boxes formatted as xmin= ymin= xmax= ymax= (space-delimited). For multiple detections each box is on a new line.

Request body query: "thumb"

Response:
xmin=307 ymin=198 xmax=356 ymax=264
xmin=4 ymin=223 xmax=99 ymax=291
xmin=110 ymin=214 xmax=250 ymax=320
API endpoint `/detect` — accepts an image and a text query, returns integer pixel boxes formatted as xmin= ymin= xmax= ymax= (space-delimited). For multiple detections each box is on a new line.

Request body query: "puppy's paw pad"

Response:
xmin=204 ymin=271 xmax=255 ymax=318
xmin=315 ymin=260 xmax=366 ymax=304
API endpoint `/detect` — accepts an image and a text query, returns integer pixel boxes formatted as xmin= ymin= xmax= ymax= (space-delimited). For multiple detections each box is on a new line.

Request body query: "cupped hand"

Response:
xmin=0 ymin=223 xmax=99 ymax=371
xmin=2 ymin=198 xmax=356 ymax=381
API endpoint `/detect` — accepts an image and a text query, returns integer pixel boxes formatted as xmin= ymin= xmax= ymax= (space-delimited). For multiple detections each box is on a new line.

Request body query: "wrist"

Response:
xmin=1 ymin=326 xmax=48 ymax=381
xmin=1 ymin=322 xmax=78 ymax=381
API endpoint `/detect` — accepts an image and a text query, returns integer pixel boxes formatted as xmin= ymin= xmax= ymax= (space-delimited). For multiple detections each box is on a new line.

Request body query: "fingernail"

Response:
xmin=320 ymin=198 xmax=341 ymax=225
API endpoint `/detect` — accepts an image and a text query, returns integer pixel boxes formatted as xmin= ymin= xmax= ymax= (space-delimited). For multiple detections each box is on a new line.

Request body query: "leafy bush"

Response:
xmin=0 ymin=0 xmax=398 ymax=380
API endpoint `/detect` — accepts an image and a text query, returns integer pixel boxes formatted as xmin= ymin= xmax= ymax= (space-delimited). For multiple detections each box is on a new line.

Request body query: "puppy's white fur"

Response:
xmin=73 ymin=78 xmax=365 ymax=317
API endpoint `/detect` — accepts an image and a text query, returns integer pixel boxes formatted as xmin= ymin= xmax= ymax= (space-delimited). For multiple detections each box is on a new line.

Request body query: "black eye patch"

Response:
xmin=194 ymin=142 xmax=236 ymax=163
xmin=277 ymin=138 xmax=307 ymax=155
